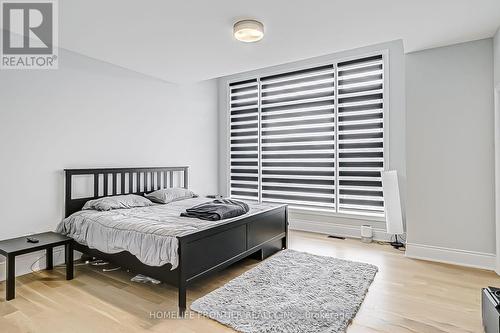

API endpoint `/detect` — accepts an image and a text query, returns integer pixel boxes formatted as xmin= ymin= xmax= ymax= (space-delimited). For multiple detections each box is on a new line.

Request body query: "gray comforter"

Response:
xmin=56 ymin=197 xmax=284 ymax=269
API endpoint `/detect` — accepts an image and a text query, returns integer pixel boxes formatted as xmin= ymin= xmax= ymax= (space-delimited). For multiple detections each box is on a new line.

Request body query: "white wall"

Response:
xmin=218 ymin=40 xmax=406 ymax=239
xmin=406 ymin=39 xmax=496 ymax=269
xmin=0 ymin=49 xmax=218 ymax=278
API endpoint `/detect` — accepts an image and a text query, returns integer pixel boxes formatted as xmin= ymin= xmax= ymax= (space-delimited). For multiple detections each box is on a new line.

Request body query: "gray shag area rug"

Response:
xmin=190 ymin=249 xmax=378 ymax=333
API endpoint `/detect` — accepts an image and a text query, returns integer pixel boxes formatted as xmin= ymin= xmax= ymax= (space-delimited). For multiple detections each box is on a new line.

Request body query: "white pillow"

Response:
xmin=82 ymin=194 xmax=153 ymax=211
xmin=145 ymin=188 xmax=197 ymax=204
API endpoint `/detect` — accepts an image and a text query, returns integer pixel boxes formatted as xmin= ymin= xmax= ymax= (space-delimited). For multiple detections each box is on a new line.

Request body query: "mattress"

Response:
xmin=56 ymin=197 xmax=284 ymax=269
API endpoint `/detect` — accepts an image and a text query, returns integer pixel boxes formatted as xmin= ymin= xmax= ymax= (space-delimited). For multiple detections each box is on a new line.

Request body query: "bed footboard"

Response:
xmin=176 ymin=205 xmax=288 ymax=313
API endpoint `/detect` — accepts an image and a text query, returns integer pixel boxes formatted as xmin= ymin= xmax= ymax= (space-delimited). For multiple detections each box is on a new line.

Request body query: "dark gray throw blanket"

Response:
xmin=180 ymin=199 xmax=249 ymax=221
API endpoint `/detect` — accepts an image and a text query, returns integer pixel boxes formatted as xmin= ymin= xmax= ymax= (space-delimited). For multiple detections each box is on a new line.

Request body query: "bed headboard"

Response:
xmin=64 ymin=167 xmax=189 ymax=217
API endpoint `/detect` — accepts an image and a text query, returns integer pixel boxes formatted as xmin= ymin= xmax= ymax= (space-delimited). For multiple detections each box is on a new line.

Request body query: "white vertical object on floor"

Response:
xmin=360 ymin=225 xmax=373 ymax=243
xmin=382 ymin=170 xmax=404 ymax=235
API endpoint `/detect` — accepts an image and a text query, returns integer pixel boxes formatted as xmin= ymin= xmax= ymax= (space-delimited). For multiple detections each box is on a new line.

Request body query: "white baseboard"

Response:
xmin=405 ymin=243 xmax=496 ymax=271
xmin=289 ymin=218 xmax=392 ymax=242
xmin=0 ymin=246 xmax=81 ymax=282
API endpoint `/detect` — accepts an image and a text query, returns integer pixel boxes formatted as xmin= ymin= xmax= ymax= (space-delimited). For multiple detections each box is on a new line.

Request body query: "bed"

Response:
xmin=61 ymin=167 xmax=288 ymax=313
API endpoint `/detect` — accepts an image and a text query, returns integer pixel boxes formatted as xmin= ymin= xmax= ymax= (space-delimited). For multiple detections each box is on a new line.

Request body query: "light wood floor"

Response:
xmin=1 ymin=230 xmax=498 ymax=333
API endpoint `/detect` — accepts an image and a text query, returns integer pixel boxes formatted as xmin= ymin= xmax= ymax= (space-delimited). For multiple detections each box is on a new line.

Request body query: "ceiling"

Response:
xmin=59 ymin=0 xmax=500 ymax=83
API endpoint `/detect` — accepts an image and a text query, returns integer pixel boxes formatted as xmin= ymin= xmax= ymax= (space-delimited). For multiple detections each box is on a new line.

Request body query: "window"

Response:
xmin=229 ymin=54 xmax=386 ymax=218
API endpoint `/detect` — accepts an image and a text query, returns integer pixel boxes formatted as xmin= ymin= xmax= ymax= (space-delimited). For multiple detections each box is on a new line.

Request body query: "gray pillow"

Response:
xmin=145 ymin=188 xmax=197 ymax=204
xmin=82 ymin=194 xmax=153 ymax=211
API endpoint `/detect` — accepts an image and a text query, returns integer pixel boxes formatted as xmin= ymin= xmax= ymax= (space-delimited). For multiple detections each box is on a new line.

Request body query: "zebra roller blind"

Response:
xmin=229 ymin=53 xmax=385 ymax=218
xmin=336 ymin=55 xmax=385 ymax=217
xmin=260 ymin=65 xmax=336 ymax=208
xmin=229 ymin=79 xmax=260 ymax=201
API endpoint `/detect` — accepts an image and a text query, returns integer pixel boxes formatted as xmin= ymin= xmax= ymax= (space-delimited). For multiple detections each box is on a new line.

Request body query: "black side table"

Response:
xmin=0 ymin=232 xmax=73 ymax=301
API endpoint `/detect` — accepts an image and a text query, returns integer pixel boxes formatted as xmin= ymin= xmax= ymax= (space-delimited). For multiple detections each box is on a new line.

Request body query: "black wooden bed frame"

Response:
xmin=64 ymin=167 xmax=288 ymax=313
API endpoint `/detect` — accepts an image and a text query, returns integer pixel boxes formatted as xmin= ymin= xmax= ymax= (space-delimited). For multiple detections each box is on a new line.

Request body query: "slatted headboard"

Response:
xmin=64 ymin=167 xmax=189 ymax=217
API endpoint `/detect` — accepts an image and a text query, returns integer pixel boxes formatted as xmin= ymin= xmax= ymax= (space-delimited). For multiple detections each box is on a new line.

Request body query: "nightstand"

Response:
xmin=0 ymin=232 xmax=73 ymax=301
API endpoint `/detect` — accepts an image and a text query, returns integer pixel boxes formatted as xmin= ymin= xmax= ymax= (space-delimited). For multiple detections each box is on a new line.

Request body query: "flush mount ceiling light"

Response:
xmin=233 ymin=19 xmax=264 ymax=43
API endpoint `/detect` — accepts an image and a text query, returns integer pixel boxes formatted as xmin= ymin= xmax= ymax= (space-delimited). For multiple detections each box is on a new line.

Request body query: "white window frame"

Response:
xmin=223 ymin=49 xmax=390 ymax=222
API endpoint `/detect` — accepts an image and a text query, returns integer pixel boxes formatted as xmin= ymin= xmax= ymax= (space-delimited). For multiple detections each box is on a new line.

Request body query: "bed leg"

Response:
xmin=177 ymin=241 xmax=187 ymax=316
xmin=178 ymin=284 xmax=186 ymax=316
xmin=282 ymin=236 xmax=288 ymax=249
